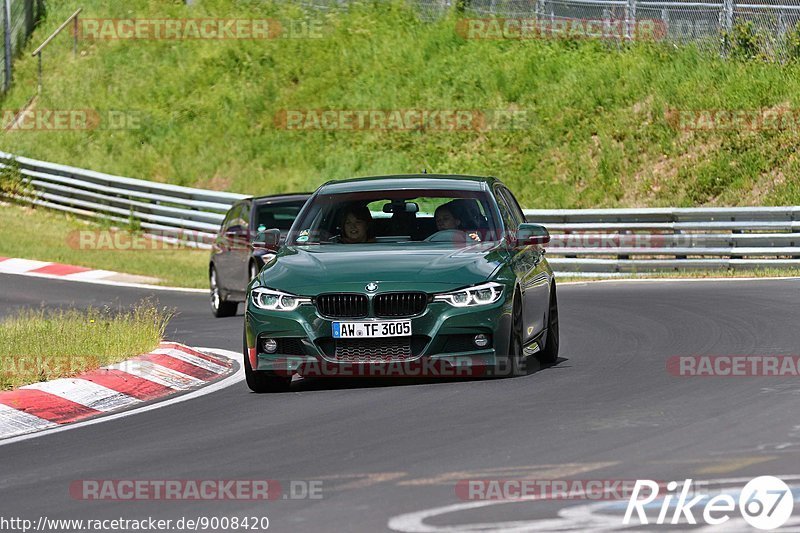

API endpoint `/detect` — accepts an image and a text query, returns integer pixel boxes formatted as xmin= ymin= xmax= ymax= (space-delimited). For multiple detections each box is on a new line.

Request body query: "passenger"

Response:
xmin=340 ymin=205 xmax=375 ymax=244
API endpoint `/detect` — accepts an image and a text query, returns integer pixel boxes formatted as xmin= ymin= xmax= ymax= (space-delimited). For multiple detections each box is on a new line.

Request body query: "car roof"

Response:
xmin=251 ymin=193 xmax=312 ymax=204
xmin=318 ymin=174 xmax=499 ymax=194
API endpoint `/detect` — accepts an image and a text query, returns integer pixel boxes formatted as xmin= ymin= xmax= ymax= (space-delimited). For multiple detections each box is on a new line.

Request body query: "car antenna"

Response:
xmin=422 ymin=168 xmax=427 ymax=174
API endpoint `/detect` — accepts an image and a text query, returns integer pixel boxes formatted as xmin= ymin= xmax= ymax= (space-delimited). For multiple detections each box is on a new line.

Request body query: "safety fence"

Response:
xmin=1 ymin=0 xmax=44 ymax=92
xmin=300 ymin=0 xmax=800 ymax=59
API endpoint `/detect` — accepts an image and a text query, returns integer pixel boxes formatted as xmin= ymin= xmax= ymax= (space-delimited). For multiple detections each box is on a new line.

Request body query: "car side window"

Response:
xmin=500 ymin=187 xmax=525 ymax=226
xmin=494 ymin=187 xmax=518 ymax=232
xmin=221 ymin=204 xmax=239 ymax=233
xmin=239 ymin=202 xmax=251 ymax=231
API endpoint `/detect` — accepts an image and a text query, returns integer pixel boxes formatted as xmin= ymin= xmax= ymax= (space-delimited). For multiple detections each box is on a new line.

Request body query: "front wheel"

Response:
xmin=243 ymin=331 xmax=292 ymax=393
xmin=502 ymin=288 xmax=526 ymax=378
xmin=210 ymin=265 xmax=237 ymax=318
xmin=536 ymin=283 xmax=559 ymax=365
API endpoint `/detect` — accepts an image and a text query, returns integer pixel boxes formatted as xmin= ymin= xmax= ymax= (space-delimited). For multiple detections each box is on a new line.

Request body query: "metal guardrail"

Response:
xmin=524 ymin=207 xmax=800 ymax=276
xmin=0 ymin=151 xmax=247 ymax=248
xmin=1 ymin=151 xmax=798 ymax=276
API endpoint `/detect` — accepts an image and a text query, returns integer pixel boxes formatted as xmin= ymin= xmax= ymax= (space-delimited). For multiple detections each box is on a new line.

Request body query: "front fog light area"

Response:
xmin=473 ymin=334 xmax=490 ymax=348
xmin=262 ymin=338 xmax=278 ymax=353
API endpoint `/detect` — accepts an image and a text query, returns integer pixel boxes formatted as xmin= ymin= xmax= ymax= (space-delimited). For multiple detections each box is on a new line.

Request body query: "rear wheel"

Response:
xmin=210 ymin=265 xmax=237 ymax=318
xmin=536 ymin=283 xmax=559 ymax=365
xmin=243 ymin=331 xmax=292 ymax=393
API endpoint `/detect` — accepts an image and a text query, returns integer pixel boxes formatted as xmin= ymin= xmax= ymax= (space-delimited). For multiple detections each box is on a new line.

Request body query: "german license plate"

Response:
xmin=332 ymin=320 xmax=412 ymax=338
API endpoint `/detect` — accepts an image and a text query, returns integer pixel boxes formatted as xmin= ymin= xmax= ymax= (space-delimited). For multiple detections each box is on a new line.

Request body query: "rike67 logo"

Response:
xmin=624 ymin=476 xmax=795 ymax=530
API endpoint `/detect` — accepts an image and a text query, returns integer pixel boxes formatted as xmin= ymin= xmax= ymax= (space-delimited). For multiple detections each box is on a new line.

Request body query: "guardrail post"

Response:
xmin=723 ymin=0 xmax=734 ymax=33
xmin=626 ymin=0 xmax=637 ymax=40
xmin=720 ymin=0 xmax=735 ymax=57
xmin=73 ymin=12 xmax=79 ymax=57
xmin=3 ymin=0 xmax=11 ymax=92
xmin=30 ymin=9 xmax=83 ymax=95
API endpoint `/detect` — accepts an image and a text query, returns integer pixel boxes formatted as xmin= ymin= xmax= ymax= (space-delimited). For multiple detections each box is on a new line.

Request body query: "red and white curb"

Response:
xmin=0 ymin=342 xmax=235 ymax=441
xmin=0 ymin=256 xmax=207 ymax=292
xmin=0 ymin=257 xmax=140 ymax=281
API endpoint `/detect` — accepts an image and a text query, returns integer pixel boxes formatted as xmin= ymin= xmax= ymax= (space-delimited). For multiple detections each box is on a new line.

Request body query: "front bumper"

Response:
xmin=244 ymin=294 xmax=512 ymax=378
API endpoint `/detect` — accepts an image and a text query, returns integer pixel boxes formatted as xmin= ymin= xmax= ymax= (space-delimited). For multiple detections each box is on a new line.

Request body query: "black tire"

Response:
xmin=504 ymin=288 xmax=526 ymax=377
xmin=536 ymin=282 xmax=559 ymax=365
xmin=210 ymin=265 xmax=237 ymax=318
xmin=243 ymin=331 xmax=292 ymax=393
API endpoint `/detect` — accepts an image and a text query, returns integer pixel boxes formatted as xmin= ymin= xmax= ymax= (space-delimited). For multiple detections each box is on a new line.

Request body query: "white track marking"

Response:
xmin=0 ymin=258 xmax=51 ymax=273
xmin=106 ymin=359 xmax=205 ymax=390
xmin=0 ymin=404 xmax=58 ymax=438
xmin=388 ymin=475 xmax=800 ymax=532
xmin=64 ymin=269 xmax=117 ymax=280
xmin=22 ymin=379 xmax=140 ymax=412
xmin=0 ymin=348 xmax=242 ymax=447
xmin=151 ymin=347 xmax=229 ymax=374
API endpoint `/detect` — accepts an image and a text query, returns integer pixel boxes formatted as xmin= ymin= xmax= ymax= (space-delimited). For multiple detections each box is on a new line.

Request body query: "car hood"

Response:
xmin=258 ymin=243 xmax=507 ymax=296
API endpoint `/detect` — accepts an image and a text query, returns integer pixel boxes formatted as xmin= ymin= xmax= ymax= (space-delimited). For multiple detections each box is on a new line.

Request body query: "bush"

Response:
xmin=724 ymin=21 xmax=766 ymax=61
xmin=0 ymin=158 xmax=27 ymax=197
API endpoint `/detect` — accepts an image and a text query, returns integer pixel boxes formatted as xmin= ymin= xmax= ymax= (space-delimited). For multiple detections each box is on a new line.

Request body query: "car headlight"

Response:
xmin=433 ymin=282 xmax=504 ymax=307
xmin=251 ymin=287 xmax=310 ymax=311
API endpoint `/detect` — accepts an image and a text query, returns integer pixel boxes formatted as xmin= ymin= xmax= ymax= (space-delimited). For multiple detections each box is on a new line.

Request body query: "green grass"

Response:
xmin=0 ymin=301 xmax=172 ymax=390
xmin=0 ymin=1 xmax=799 ymax=208
xmin=0 ymin=202 xmax=209 ymax=288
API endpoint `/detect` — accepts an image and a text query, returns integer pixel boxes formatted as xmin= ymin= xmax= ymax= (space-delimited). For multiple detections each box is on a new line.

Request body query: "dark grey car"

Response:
xmin=210 ymin=193 xmax=310 ymax=317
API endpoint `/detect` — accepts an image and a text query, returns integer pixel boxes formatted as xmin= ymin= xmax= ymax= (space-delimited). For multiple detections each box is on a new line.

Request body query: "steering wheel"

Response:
xmin=424 ymin=229 xmax=465 ymax=242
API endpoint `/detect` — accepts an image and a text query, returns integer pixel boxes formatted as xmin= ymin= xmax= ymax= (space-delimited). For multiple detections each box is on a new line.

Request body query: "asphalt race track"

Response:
xmin=1 ymin=273 xmax=799 ymax=531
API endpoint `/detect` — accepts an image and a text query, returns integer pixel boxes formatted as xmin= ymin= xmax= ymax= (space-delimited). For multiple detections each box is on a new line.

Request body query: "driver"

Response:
xmin=434 ymin=203 xmax=462 ymax=231
xmin=340 ymin=205 xmax=375 ymax=244
xmin=433 ymin=202 xmax=481 ymax=243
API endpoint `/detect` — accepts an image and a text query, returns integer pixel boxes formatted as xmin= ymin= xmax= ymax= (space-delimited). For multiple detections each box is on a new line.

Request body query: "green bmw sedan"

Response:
xmin=243 ymin=175 xmax=559 ymax=392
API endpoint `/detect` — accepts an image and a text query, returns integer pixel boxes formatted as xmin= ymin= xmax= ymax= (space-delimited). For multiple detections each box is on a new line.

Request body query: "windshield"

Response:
xmin=286 ymin=188 xmax=500 ymax=246
xmin=254 ymin=200 xmax=306 ymax=232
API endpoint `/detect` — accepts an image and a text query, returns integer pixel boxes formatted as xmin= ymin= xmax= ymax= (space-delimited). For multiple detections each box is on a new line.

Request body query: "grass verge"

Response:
xmin=0 ymin=301 xmax=173 ymax=390
xmin=0 ymin=202 xmax=209 ymax=288
xmin=0 ymin=2 xmax=799 ymax=207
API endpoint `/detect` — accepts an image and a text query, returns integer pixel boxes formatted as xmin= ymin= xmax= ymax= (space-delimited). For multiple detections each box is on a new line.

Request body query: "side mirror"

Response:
xmin=252 ymin=228 xmax=281 ymax=252
xmin=224 ymin=224 xmax=245 ymax=238
xmin=516 ymin=223 xmax=550 ymax=246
